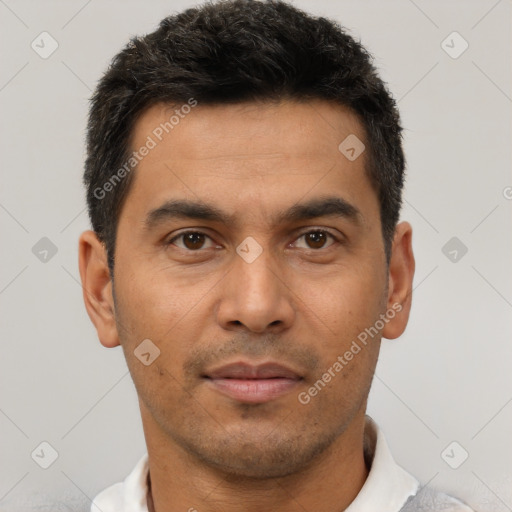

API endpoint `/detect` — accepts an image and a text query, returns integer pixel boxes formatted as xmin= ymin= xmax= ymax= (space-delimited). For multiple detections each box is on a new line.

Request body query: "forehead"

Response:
xmin=121 ymin=99 xmax=377 ymax=227
xmin=132 ymin=99 xmax=366 ymax=164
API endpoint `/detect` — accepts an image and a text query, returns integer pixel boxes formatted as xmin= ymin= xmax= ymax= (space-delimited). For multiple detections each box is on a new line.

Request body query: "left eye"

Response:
xmin=292 ymin=230 xmax=336 ymax=250
xmin=169 ymin=232 xmax=216 ymax=250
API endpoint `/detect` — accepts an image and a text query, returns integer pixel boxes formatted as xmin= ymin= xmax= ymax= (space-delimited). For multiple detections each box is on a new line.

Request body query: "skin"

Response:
xmin=79 ymin=99 xmax=415 ymax=512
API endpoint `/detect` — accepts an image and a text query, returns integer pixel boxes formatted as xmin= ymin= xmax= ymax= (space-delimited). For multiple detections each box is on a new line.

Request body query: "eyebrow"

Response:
xmin=144 ymin=196 xmax=362 ymax=231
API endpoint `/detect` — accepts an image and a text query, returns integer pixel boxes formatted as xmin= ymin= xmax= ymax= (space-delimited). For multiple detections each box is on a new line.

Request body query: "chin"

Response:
xmin=179 ymin=427 xmax=339 ymax=480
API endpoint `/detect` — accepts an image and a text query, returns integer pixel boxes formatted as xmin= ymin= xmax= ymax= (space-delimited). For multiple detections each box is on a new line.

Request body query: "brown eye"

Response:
xmin=305 ymin=231 xmax=328 ymax=249
xmin=292 ymin=230 xmax=337 ymax=250
xmin=169 ymin=231 xmax=215 ymax=251
xmin=182 ymin=232 xmax=206 ymax=250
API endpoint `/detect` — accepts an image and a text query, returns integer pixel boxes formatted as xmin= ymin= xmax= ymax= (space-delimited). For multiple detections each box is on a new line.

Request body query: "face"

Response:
xmin=80 ymin=99 xmax=414 ymax=479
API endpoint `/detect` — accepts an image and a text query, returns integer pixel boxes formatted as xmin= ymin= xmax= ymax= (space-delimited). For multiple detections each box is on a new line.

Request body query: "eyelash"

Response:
xmin=166 ymin=229 xmax=341 ymax=251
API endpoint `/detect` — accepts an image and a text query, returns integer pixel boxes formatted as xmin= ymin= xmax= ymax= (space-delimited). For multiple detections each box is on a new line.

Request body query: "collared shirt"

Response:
xmin=90 ymin=416 xmax=474 ymax=512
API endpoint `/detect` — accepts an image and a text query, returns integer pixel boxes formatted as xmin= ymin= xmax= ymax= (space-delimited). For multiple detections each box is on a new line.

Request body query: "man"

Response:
xmin=78 ymin=1 xmax=475 ymax=510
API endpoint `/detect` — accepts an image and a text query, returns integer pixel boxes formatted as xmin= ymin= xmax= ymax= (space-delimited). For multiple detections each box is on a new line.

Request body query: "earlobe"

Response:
xmin=382 ymin=222 xmax=415 ymax=340
xmin=78 ymin=230 xmax=120 ymax=348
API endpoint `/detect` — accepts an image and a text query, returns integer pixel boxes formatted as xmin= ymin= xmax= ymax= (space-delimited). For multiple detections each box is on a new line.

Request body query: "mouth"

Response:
xmin=202 ymin=361 xmax=303 ymax=404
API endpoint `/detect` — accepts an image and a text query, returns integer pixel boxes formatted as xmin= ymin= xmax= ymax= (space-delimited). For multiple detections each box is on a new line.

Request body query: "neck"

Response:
xmin=143 ymin=408 xmax=369 ymax=512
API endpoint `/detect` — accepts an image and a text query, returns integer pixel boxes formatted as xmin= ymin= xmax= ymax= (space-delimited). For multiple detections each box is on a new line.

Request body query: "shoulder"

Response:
xmin=90 ymin=482 xmax=124 ymax=512
xmin=88 ymin=453 xmax=149 ymax=511
xmin=0 ymin=490 xmax=90 ymax=512
xmin=400 ymin=485 xmax=476 ymax=511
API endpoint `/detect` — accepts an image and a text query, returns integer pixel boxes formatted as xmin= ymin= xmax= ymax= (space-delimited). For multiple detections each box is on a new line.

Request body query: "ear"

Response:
xmin=78 ymin=230 xmax=120 ymax=348
xmin=382 ymin=221 xmax=415 ymax=340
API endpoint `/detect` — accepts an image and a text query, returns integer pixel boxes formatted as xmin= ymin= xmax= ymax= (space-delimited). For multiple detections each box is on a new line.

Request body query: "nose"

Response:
xmin=215 ymin=248 xmax=295 ymax=334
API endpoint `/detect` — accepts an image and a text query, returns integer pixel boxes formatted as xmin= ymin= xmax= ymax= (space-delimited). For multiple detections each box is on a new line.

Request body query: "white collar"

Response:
xmin=345 ymin=415 xmax=419 ymax=511
xmin=91 ymin=415 xmax=419 ymax=512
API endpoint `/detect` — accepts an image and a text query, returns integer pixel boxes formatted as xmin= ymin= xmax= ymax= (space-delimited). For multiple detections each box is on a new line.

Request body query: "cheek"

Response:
xmin=113 ymin=262 xmax=219 ymax=392
xmin=293 ymin=263 xmax=386 ymax=341
xmin=291 ymin=265 xmax=386 ymax=398
xmin=113 ymin=272 xmax=200 ymax=411
xmin=115 ymin=260 xmax=214 ymax=340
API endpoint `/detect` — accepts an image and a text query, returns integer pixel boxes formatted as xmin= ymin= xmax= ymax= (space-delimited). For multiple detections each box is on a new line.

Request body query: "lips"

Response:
xmin=205 ymin=361 xmax=302 ymax=380
xmin=203 ymin=361 xmax=302 ymax=404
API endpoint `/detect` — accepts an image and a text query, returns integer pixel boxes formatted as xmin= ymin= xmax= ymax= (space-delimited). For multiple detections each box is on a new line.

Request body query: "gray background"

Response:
xmin=0 ymin=1 xmax=510 ymax=511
